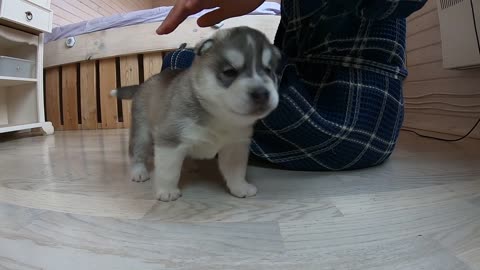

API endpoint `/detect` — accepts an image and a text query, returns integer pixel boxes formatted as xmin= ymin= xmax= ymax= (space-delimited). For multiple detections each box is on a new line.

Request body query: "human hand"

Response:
xmin=156 ymin=0 xmax=265 ymax=35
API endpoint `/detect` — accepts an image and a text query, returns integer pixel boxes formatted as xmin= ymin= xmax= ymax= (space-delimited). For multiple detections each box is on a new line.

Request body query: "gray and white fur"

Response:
xmin=112 ymin=26 xmax=281 ymax=201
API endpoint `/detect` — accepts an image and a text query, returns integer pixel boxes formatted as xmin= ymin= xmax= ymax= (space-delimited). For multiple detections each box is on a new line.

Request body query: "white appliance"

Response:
xmin=437 ymin=0 xmax=480 ymax=69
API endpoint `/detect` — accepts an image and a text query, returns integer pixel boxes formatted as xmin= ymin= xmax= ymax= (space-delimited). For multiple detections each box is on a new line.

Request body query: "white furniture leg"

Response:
xmin=41 ymin=121 xmax=54 ymax=135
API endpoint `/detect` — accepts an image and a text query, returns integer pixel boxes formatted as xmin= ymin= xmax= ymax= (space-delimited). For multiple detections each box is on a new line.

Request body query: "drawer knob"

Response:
xmin=25 ymin=11 xmax=33 ymax=21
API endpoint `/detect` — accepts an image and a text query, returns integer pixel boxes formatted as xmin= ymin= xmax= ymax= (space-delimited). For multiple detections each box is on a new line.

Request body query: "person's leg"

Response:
xmin=251 ymin=66 xmax=404 ymax=171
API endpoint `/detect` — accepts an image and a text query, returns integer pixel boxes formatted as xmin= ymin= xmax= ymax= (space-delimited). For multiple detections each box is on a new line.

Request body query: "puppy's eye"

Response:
xmin=222 ymin=68 xmax=238 ymax=78
xmin=264 ymin=66 xmax=272 ymax=74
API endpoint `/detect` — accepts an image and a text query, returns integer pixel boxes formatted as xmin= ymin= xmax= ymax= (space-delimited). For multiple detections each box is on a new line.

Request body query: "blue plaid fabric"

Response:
xmin=162 ymin=0 xmax=427 ymax=171
xmin=161 ymin=48 xmax=195 ymax=72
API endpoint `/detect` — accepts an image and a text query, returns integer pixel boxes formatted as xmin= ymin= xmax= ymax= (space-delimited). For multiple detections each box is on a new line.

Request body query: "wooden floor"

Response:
xmin=0 ymin=129 xmax=479 ymax=270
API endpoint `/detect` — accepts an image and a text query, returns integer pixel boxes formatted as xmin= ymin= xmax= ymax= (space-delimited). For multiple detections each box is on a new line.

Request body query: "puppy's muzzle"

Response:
xmin=248 ymin=87 xmax=274 ymax=115
xmin=250 ymin=87 xmax=270 ymax=104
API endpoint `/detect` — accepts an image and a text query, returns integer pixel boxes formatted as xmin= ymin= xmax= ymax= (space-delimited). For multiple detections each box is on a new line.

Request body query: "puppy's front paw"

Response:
xmin=131 ymin=164 xmax=150 ymax=182
xmin=228 ymin=182 xmax=257 ymax=198
xmin=156 ymin=188 xmax=182 ymax=202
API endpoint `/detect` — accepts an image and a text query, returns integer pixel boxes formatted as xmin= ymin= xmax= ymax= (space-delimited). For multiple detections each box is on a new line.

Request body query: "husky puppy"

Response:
xmin=112 ymin=26 xmax=281 ymax=201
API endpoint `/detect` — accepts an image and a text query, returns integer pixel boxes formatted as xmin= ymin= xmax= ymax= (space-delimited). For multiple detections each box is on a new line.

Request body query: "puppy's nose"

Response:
xmin=249 ymin=88 xmax=270 ymax=104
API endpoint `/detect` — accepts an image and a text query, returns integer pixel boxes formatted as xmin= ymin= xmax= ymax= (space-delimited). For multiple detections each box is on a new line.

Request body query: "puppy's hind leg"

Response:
xmin=129 ymin=120 xmax=152 ymax=183
xmin=218 ymin=142 xmax=257 ymax=198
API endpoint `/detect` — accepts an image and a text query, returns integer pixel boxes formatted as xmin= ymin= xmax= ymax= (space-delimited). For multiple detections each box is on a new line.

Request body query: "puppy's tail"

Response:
xmin=110 ymin=85 xmax=138 ymax=100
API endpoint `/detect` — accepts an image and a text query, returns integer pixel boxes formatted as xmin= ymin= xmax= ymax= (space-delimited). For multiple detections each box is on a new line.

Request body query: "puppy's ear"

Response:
xmin=271 ymin=45 xmax=281 ymax=62
xmin=195 ymin=39 xmax=214 ymax=56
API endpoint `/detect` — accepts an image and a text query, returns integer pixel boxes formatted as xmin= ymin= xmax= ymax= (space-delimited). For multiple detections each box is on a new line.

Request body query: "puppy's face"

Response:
xmin=193 ymin=27 xmax=281 ymax=122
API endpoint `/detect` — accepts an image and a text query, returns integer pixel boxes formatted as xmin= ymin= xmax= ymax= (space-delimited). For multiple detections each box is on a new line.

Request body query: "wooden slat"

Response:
xmin=405 ymin=106 xmax=480 ymax=117
xmin=63 ymin=0 xmax=104 ymax=18
xmin=52 ymin=2 xmax=94 ymax=22
xmin=99 ymin=58 xmax=119 ymax=129
xmin=44 ymin=16 xmax=280 ymax=67
xmin=408 ymin=0 xmax=438 ymax=22
xmin=51 ymin=0 xmax=152 ymax=26
xmin=143 ymin=52 xmax=163 ymax=80
xmin=51 ymin=16 xmax=71 ymax=27
xmin=61 ymin=64 xmax=79 ymax=130
xmin=406 ymin=8 xmax=439 ymax=37
xmin=75 ymin=0 xmax=111 ymax=17
xmin=50 ymin=4 xmax=83 ymax=25
xmin=407 ymin=42 xmax=442 ymax=67
xmin=80 ymin=61 xmax=98 ymax=129
xmin=406 ymin=26 xmax=441 ymax=52
xmin=406 ymin=61 xmax=480 ymax=82
xmin=404 ymin=78 xmax=480 ymax=96
xmin=44 ymin=68 xmax=62 ymax=130
xmin=78 ymin=0 xmax=117 ymax=16
xmin=405 ymin=96 xmax=480 ymax=110
xmin=403 ymin=112 xmax=480 ymax=139
xmin=151 ymin=0 xmax=176 ymax=7
xmin=119 ymin=55 xmax=139 ymax=128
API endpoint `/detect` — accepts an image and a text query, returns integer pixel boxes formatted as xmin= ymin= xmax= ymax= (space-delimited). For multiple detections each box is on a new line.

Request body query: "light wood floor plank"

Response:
xmin=0 ymin=208 xmax=283 ymax=269
xmin=145 ymin=197 xmax=342 ymax=223
xmin=0 ymin=187 xmax=156 ymax=219
xmin=280 ymin=198 xmax=480 ymax=254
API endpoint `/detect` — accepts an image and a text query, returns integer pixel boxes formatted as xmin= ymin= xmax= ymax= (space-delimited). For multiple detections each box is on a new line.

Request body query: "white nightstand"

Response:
xmin=0 ymin=0 xmax=54 ymax=135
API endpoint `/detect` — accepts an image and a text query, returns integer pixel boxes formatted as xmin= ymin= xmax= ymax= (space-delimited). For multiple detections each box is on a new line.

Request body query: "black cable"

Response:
xmin=401 ymin=117 xmax=480 ymax=142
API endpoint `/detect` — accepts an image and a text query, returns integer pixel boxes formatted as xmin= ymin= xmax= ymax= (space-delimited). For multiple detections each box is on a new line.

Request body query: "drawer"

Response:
xmin=0 ymin=56 xmax=35 ymax=78
xmin=27 ymin=0 xmax=51 ymax=9
xmin=0 ymin=0 xmax=53 ymax=33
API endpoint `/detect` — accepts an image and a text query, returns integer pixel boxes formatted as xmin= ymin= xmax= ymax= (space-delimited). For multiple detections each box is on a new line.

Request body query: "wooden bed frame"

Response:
xmin=42 ymin=15 xmax=280 ymax=130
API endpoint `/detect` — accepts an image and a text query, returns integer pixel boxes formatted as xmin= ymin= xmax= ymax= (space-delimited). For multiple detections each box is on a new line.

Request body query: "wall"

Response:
xmin=51 ymin=0 xmax=153 ymax=27
xmin=151 ymin=0 xmax=175 ymax=6
xmin=404 ymin=0 xmax=480 ymax=138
